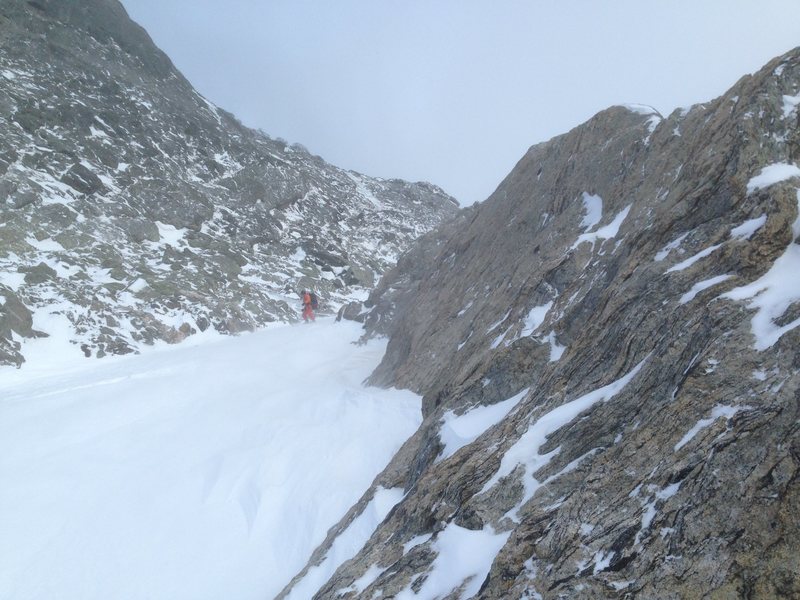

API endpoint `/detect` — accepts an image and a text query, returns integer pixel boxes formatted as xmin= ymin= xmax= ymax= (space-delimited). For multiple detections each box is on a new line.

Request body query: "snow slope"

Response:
xmin=0 ymin=320 xmax=421 ymax=600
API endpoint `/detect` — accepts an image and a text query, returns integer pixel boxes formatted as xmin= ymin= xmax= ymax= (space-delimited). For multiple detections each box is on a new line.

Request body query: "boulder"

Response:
xmin=335 ymin=301 xmax=367 ymax=323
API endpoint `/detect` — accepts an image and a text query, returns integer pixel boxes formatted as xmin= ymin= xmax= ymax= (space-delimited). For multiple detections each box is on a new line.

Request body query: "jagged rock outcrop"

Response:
xmin=0 ymin=0 xmax=458 ymax=366
xmin=281 ymin=49 xmax=800 ymax=598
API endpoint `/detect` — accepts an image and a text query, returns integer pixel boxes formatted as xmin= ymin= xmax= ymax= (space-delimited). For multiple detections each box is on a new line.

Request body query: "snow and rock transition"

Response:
xmin=288 ymin=48 xmax=800 ymax=598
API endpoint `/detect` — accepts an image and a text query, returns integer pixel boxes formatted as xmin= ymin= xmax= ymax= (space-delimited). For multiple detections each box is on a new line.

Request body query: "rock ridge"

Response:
xmin=282 ymin=47 xmax=800 ymax=599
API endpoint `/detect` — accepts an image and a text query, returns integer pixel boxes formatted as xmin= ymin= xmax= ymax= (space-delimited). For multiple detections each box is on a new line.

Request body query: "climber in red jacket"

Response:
xmin=301 ymin=290 xmax=316 ymax=323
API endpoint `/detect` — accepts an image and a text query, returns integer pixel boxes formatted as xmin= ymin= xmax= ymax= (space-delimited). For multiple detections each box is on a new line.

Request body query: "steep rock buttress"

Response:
xmin=281 ymin=48 xmax=800 ymax=599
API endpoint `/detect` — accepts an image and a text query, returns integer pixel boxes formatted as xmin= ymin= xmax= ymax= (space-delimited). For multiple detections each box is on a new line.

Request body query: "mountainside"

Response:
xmin=282 ymin=49 xmax=800 ymax=598
xmin=0 ymin=0 xmax=458 ymax=367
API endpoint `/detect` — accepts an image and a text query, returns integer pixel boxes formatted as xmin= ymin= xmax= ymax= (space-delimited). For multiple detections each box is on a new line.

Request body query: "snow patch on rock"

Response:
xmin=720 ymin=192 xmax=800 ymax=350
xmin=746 ymin=163 xmax=800 ymax=194
xmin=438 ymin=388 xmax=529 ymax=462
xmin=394 ymin=524 xmax=510 ymax=600
xmin=571 ymin=205 xmax=631 ymax=250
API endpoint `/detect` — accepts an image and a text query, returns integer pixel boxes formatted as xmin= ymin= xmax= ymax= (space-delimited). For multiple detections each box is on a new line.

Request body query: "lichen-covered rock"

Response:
xmin=282 ymin=48 xmax=800 ymax=599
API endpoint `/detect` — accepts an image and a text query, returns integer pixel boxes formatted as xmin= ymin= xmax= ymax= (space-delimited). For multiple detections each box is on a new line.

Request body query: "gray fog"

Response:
xmin=120 ymin=0 xmax=800 ymax=204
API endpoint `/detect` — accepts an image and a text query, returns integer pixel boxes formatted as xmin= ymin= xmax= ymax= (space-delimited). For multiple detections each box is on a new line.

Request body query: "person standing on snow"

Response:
xmin=301 ymin=289 xmax=316 ymax=323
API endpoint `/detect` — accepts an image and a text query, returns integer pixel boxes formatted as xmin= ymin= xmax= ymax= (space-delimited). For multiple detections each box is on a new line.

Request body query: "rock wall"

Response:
xmin=283 ymin=48 xmax=800 ymax=599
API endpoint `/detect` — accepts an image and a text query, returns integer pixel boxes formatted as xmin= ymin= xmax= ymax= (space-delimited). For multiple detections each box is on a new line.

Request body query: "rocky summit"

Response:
xmin=282 ymin=49 xmax=800 ymax=598
xmin=0 ymin=0 xmax=458 ymax=367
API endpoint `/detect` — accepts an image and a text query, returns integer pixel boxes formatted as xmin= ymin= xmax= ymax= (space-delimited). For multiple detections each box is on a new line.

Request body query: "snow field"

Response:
xmin=0 ymin=319 xmax=421 ymax=600
xmin=579 ymin=192 xmax=603 ymax=231
xmin=730 ymin=215 xmax=766 ymax=240
xmin=679 ymin=274 xmax=733 ymax=305
xmin=674 ymin=404 xmax=747 ymax=451
xmin=784 ymin=94 xmax=800 ymax=118
xmin=665 ymin=243 xmax=722 ymax=273
xmin=654 ymin=232 xmax=690 ymax=262
xmin=520 ymin=302 xmax=553 ymax=337
xmin=289 ymin=486 xmax=404 ymax=599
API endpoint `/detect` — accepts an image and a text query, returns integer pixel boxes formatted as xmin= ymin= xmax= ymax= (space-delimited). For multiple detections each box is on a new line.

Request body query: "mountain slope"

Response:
xmin=0 ymin=0 xmax=458 ymax=367
xmin=282 ymin=48 xmax=800 ymax=598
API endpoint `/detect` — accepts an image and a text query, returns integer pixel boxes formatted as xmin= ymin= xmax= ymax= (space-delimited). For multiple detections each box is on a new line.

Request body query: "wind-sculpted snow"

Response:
xmin=0 ymin=0 xmax=457 ymax=368
xmin=0 ymin=319 xmax=421 ymax=600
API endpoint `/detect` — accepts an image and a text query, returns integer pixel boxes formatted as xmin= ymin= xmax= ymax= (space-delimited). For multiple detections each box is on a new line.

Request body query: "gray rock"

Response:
xmin=60 ymin=162 xmax=107 ymax=195
xmin=0 ymin=287 xmax=47 ymax=366
xmin=125 ymin=219 xmax=160 ymax=243
xmin=0 ymin=180 xmax=16 ymax=202
xmin=7 ymin=190 xmax=37 ymax=210
xmin=341 ymin=265 xmax=375 ymax=288
xmin=282 ymin=48 xmax=800 ymax=599
xmin=336 ymin=301 xmax=367 ymax=323
xmin=20 ymin=262 xmax=57 ymax=284
xmin=0 ymin=0 xmax=458 ymax=363
xmin=0 ymin=288 xmax=34 ymax=338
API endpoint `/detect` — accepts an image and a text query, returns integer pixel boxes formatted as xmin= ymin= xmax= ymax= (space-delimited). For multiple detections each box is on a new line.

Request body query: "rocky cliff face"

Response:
xmin=0 ymin=0 xmax=458 ymax=366
xmin=282 ymin=49 xmax=800 ymax=598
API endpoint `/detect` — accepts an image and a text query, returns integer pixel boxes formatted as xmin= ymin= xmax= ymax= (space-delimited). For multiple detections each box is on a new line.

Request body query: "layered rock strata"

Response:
xmin=283 ymin=48 xmax=800 ymax=599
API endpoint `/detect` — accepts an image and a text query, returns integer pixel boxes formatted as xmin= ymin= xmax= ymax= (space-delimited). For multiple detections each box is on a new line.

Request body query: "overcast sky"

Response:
xmin=120 ymin=1 xmax=800 ymax=204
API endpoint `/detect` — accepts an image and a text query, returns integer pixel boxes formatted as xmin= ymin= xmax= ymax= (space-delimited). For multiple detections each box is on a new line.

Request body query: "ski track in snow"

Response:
xmin=0 ymin=319 xmax=421 ymax=600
